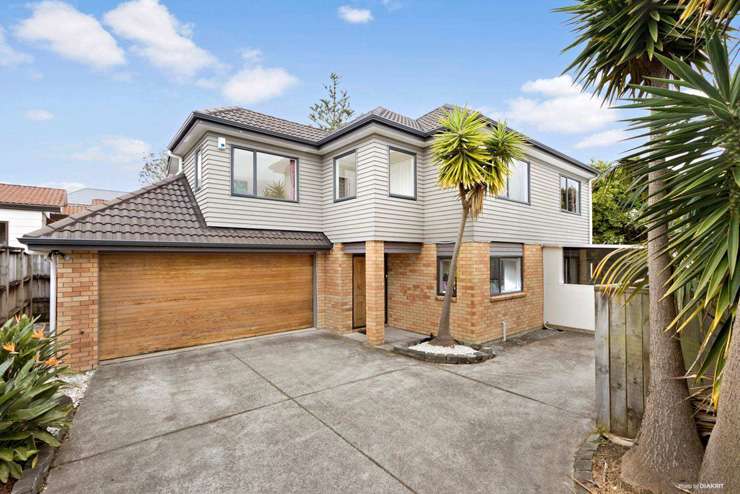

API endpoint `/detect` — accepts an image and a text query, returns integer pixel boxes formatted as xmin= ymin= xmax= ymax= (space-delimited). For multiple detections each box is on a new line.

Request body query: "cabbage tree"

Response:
xmin=430 ymin=108 xmax=524 ymax=346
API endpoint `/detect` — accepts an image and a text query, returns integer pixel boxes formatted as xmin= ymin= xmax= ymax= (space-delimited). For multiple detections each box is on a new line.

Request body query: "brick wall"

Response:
xmin=387 ymin=242 xmax=544 ymax=344
xmin=316 ymin=244 xmax=353 ymax=332
xmin=56 ymin=251 xmax=98 ymax=370
xmin=483 ymin=244 xmax=544 ymax=340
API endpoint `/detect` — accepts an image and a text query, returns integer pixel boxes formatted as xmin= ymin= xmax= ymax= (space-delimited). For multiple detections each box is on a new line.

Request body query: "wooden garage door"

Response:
xmin=99 ymin=252 xmax=313 ymax=360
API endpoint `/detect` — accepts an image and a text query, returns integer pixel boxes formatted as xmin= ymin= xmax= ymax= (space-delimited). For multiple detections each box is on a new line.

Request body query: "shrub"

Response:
xmin=0 ymin=315 xmax=72 ymax=484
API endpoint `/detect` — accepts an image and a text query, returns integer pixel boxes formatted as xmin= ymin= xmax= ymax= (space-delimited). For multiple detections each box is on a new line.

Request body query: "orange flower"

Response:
xmin=44 ymin=357 xmax=59 ymax=367
xmin=33 ymin=352 xmax=41 ymax=362
xmin=2 ymin=342 xmax=15 ymax=353
xmin=32 ymin=328 xmax=46 ymax=340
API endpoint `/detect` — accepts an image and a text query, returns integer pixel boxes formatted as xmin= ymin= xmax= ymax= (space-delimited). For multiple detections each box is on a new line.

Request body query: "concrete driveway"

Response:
xmin=45 ymin=328 xmax=595 ymax=494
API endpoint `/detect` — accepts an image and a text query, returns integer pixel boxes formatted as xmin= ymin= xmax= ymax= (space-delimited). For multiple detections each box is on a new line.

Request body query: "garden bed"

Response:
xmin=9 ymin=371 xmax=92 ymax=494
xmin=393 ymin=337 xmax=495 ymax=364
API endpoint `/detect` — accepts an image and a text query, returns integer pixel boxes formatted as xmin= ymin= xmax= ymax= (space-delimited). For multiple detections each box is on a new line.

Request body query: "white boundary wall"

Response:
xmin=543 ymin=246 xmax=595 ymax=331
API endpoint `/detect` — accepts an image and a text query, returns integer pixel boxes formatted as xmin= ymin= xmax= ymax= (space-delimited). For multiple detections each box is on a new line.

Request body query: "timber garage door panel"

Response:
xmin=99 ymin=252 xmax=313 ymax=360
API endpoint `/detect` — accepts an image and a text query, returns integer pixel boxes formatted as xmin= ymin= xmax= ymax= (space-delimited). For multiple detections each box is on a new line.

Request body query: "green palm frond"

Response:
xmin=678 ymin=0 xmax=738 ymax=33
xmin=556 ymin=0 xmax=709 ymax=102
xmin=601 ymin=36 xmax=739 ymax=405
xmin=432 ymin=107 xmax=491 ymax=191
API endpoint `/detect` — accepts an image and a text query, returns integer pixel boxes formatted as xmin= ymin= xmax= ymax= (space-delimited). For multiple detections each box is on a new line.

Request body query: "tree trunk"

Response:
xmin=620 ymin=171 xmax=705 ymax=492
xmin=699 ymin=314 xmax=740 ymax=490
xmin=620 ymin=64 xmax=704 ymax=492
xmin=432 ymin=195 xmax=469 ymax=347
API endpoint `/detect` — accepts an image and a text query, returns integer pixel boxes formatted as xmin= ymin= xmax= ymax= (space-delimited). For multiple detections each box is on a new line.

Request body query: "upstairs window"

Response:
xmin=334 ymin=151 xmax=357 ymax=201
xmin=232 ymin=147 xmax=298 ymax=201
xmin=0 ymin=221 xmax=7 ymax=246
xmin=490 ymin=243 xmax=524 ymax=295
xmin=560 ymin=176 xmax=580 ymax=213
xmin=389 ymin=148 xmax=416 ymax=199
xmin=499 ymin=160 xmax=529 ymax=203
xmin=194 ymin=148 xmax=203 ymax=190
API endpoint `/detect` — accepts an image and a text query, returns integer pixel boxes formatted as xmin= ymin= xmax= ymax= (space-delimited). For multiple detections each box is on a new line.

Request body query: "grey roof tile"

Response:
xmin=175 ymin=104 xmax=594 ymax=174
xmin=200 ymin=106 xmax=330 ymax=142
xmin=21 ymin=175 xmax=331 ymax=250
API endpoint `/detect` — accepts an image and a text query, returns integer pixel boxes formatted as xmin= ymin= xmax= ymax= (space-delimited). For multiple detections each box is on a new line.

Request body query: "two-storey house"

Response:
xmin=22 ymin=105 xmax=597 ymax=370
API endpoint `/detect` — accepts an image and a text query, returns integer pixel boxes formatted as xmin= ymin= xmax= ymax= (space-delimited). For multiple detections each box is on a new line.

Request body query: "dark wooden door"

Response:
xmin=353 ymin=256 xmax=366 ymax=328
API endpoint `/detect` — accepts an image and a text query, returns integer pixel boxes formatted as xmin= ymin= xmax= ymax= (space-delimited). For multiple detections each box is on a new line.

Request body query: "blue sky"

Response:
xmin=0 ymin=0 xmax=633 ymax=192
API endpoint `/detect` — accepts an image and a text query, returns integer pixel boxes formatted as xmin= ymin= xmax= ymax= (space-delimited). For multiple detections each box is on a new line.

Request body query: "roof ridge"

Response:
xmin=201 ymin=106 xmax=329 ymax=134
xmin=29 ymin=174 xmax=185 ymax=238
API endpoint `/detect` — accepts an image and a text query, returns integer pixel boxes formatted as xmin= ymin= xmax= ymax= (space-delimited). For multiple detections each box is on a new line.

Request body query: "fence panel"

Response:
xmin=595 ymin=288 xmax=649 ymax=439
xmin=0 ymin=247 xmax=50 ymax=322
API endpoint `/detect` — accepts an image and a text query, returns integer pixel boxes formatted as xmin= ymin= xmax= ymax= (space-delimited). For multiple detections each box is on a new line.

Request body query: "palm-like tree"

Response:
xmin=604 ymin=36 xmax=739 ymax=489
xmin=556 ymin=0 xmax=710 ymax=489
xmin=430 ymin=108 xmax=524 ymax=346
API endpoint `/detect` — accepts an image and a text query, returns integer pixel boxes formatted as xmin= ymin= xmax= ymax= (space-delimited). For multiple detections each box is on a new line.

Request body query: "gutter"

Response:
xmin=19 ymin=237 xmax=333 ymax=252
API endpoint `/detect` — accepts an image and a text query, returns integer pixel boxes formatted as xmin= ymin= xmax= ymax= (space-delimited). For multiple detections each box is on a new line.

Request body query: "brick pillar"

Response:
xmin=56 ymin=251 xmax=99 ymax=371
xmin=365 ymin=240 xmax=385 ymax=345
xmin=317 ymin=244 xmax=353 ymax=333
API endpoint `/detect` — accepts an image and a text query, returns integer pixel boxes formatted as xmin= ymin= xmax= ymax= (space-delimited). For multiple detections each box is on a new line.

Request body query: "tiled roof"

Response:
xmin=174 ymin=104 xmax=595 ymax=174
xmin=21 ymin=175 xmax=331 ymax=250
xmin=199 ymin=106 xmax=330 ymax=142
xmin=0 ymin=183 xmax=67 ymax=209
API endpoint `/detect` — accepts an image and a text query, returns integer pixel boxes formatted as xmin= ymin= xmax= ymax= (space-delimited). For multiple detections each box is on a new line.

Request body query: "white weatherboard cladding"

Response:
xmin=185 ymin=133 xmax=323 ymax=231
xmin=182 ymin=131 xmax=594 ymax=245
xmin=0 ymin=208 xmax=45 ymax=249
xmin=472 ymin=151 xmax=592 ymax=245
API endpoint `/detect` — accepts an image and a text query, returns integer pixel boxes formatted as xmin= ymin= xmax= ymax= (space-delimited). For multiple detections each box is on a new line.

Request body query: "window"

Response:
xmin=389 ymin=148 xmax=416 ymax=199
xmin=0 ymin=221 xmax=7 ymax=246
xmin=194 ymin=148 xmax=203 ymax=189
xmin=232 ymin=147 xmax=298 ymax=201
xmin=563 ymin=248 xmax=581 ymax=284
xmin=437 ymin=257 xmax=456 ymax=296
xmin=560 ymin=176 xmax=580 ymax=213
xmin=334 ymin=151 xmax=357 ymax=201
xmin=490 ymin=243 xmax=524 ymax=295
xmin=499 ymin=160 xmax=529 ymax=203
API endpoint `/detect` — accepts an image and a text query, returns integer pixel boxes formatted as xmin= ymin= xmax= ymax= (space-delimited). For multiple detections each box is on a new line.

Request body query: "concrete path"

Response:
xmin=45 ymin=329 xmax=595 ymax=493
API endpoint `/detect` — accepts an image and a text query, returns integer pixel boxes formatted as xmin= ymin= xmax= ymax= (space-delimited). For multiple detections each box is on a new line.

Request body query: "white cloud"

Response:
xmin=240 ymin=48 xmax=263 ymax=64
xmin=338 ymin=5 xmax=374 ymax=23
xmin=15 ymin=1 xmax=125 ymax=70
xmin=104 ymin=0 xmax=217 ymax=79
xmin=24 ymin=109 xmax=54 ymax=121
xmin=521 ymin=75 xmax=579 ymax=97
xmin=72 ymin=136 xmax=151 ymax=169
xmin=0 ymin=25 xmax=32 ymax=67
xmin=575 ymin=129 xmax=628 ymax=149
xmin=222 ymin=66 xmax=298 ymax=104
xmin=501 ymin=75 xmax=617 ymax=134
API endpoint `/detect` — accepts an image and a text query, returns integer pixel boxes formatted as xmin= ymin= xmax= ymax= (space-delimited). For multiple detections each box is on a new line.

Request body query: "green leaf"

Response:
xmin=31 ymin=430 xmax=60 ymax=447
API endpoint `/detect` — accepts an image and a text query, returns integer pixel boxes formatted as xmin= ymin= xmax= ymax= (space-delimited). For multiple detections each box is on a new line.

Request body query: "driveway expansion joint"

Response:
xmin=436 ymin=366 xmax=592 ymax=420
xmin=53 ymin=398 xmax=291 ymax=468
xmin=226 ymin=349 xmax=418 ymax=494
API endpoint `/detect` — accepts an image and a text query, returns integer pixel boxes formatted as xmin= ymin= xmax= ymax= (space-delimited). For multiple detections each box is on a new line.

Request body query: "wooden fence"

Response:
xmin=0 ymin=247 xmax=50 ymax=323
xmin=595 ymin=287 xmax=649 ymax=439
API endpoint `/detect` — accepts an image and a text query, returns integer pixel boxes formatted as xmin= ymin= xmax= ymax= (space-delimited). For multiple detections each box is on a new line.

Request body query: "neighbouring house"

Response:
xmin=21 ymin=105 xmax=598 ymax=370
xmin=62 ymin=187 xmax=127 ymax=216
xmin=0 ymin=183 xmax=67 ymax=249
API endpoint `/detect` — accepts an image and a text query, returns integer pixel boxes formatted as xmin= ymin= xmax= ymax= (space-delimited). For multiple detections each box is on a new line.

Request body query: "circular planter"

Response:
xmin=392 ymin=337 xmax=495 ymax=364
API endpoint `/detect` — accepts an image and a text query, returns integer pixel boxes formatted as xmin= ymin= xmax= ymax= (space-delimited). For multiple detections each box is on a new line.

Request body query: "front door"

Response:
xmin=353 ymin=255 xmax=366 ymax=328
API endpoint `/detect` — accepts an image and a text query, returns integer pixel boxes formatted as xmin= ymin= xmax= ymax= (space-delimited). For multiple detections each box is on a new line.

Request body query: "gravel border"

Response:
xmin=393 ymin=337 xmax=496 ymax=364
xmin=572 ymin=432 xmax=602 ymax=493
